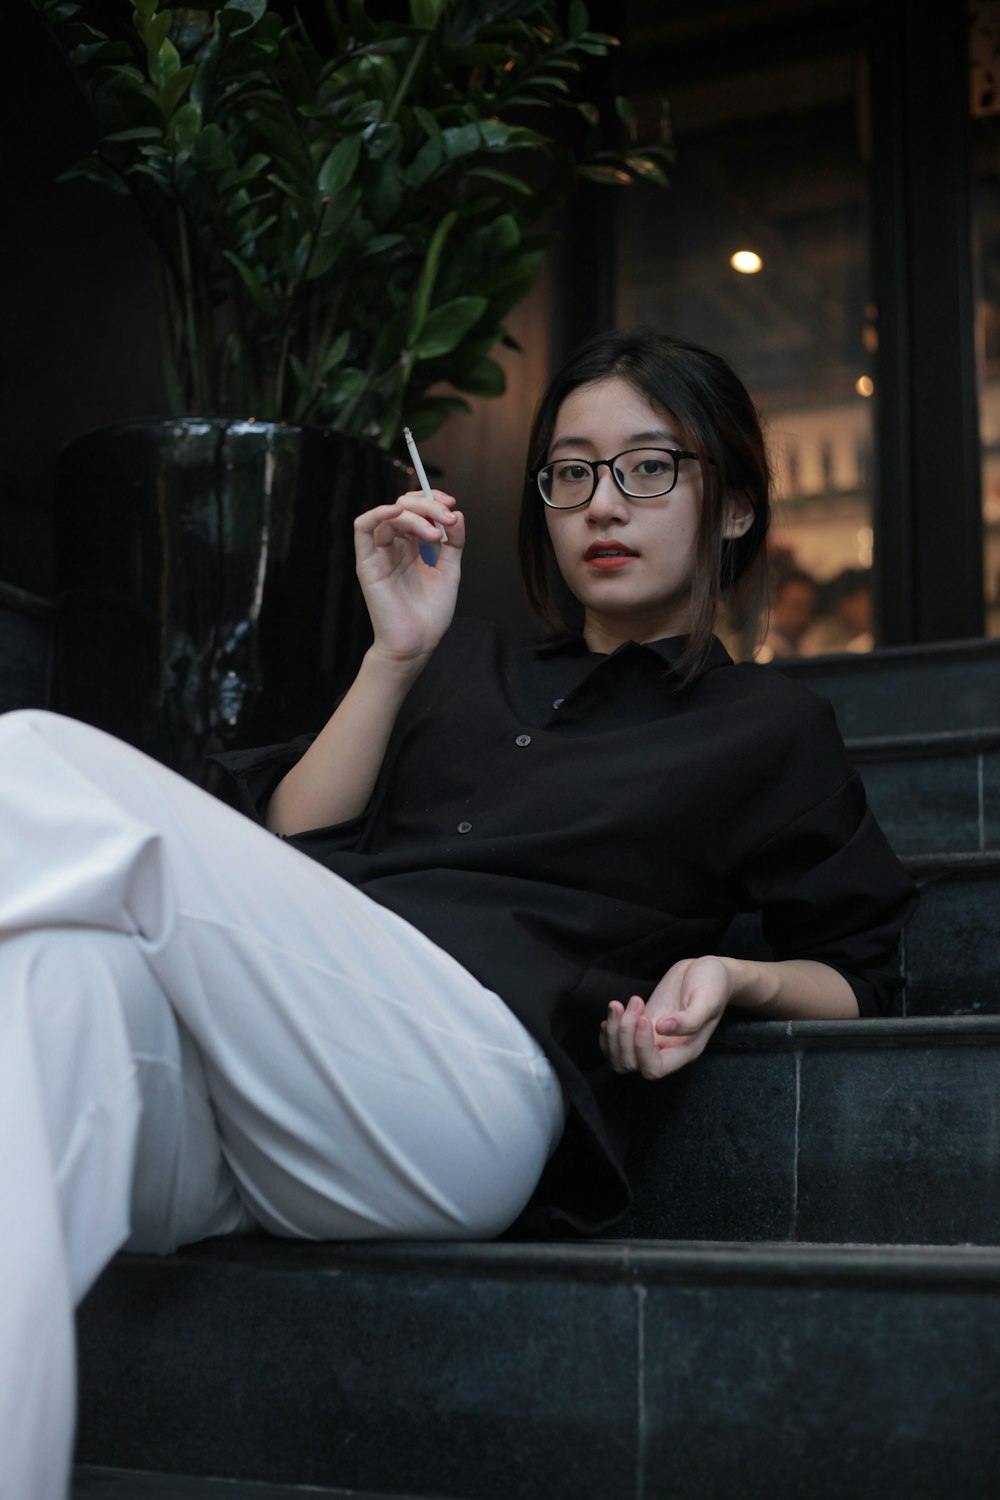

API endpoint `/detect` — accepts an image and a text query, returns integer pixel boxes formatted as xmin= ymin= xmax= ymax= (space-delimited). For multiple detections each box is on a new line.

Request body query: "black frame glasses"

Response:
xmin=531 ymin=447 xmax=700 ymax=509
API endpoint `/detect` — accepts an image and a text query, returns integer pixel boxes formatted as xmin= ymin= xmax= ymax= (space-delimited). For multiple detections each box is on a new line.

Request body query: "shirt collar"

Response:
xmin=533 ymin=632 xmax=733 ymax=674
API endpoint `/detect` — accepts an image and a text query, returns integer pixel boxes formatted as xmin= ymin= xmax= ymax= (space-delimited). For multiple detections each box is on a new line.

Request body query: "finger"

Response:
xmin=633 ymin=1013 xmax=668 ymax=1080
xmin=370 ymin=509 xmax=450 ymax=551
xmin=640 ymin=1030 xmax=706 ymax=1078
xmin=603 ymin=1000 xmax=630 ymax=1073
xmin=615 ymin=995 xmax=645 ymax=1073
xmin=396 ymin=489 xmax=459 ymax=528
xmin=653 ymin=987 xmax=720 ymax=1038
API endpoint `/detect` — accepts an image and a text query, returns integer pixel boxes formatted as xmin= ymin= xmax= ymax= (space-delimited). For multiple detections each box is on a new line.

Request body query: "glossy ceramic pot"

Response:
xmin=52 ymin=418 xmax=399 ymax=780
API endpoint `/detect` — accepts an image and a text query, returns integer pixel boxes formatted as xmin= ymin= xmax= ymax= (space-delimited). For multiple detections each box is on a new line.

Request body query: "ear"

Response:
xmin=722 ymin=492 xmax=755 ymax=540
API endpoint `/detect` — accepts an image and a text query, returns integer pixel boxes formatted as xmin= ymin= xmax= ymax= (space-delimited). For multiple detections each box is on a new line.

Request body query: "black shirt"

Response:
xmin=214 ymin=618 xmax=917 ymax=1235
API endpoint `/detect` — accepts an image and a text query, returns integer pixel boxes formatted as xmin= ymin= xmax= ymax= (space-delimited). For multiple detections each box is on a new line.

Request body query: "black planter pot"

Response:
xmin=52 ymin=419 xmax=398 ymax=780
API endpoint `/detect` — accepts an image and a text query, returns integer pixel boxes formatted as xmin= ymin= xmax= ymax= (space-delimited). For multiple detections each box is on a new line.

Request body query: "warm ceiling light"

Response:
xmin=730 ymin=250 xmax=763 ymax=274
xmin=855 ymin=375 xmax=874 ymax=397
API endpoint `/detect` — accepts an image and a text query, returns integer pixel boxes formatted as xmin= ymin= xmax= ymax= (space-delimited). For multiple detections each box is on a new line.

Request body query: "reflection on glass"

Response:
xmin=971 ymin=0 xmax=1000 ymax=639
xmin=616 ymin=41 xmax=875 ymax=659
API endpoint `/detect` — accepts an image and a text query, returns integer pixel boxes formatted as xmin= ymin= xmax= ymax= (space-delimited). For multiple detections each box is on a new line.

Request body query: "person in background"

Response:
xmin=760 ymin=566 xmax=819 ymax=659
xmin=800 ymin=568 xmax=874 ymax=655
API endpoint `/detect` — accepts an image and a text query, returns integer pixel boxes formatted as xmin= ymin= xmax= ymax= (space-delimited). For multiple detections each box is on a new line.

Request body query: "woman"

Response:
xmin=0 ymin=329 xmax=914 ymax=1499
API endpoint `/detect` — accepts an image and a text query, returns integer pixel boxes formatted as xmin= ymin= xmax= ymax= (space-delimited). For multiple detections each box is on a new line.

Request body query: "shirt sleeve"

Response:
xmin=206 ymin=736 xmax=317 ymax=824
xmin=735 ymin=767 xmax=918 ymax=1016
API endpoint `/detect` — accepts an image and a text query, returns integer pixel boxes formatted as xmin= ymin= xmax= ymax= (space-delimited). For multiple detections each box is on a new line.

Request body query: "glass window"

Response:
xmin=616 ymin=41 xmax=876 ymax=659
xmin=971 ymin=0 xmax=1000 ymax=639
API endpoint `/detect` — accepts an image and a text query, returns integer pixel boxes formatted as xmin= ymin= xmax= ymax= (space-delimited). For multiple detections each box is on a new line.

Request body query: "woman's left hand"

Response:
xmin=599 ymin=955 xmax=734 ymax=1079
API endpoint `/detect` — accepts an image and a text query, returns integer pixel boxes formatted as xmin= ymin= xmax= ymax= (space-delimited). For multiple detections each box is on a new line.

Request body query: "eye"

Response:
xmin=555 ymin=462 xmax=592 ymax=482
xmin=632 ymin=456 xmax=671 ymax=476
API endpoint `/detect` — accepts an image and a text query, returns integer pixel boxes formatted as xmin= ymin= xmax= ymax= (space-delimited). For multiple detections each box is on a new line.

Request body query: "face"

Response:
xmin=775 ymin=580 xmax=817 ymax=640
xmin=542 ymin=376 xmax=706 ymax=652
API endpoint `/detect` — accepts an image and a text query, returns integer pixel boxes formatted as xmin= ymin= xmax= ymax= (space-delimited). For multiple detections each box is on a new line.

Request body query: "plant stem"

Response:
xmin=296 ymin=281 xmax=347 ymax=425
xmin=176 ymin=205 xmax=206 ymax=412
xmin=386 ymin=33 xmax=428 ymax=123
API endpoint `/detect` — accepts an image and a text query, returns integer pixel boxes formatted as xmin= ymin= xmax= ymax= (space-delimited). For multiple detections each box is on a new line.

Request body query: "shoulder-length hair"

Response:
xmin=517 ymin=327 xmax=772 ymax=684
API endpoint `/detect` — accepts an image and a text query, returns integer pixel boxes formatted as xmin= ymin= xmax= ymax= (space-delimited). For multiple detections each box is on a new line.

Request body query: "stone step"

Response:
xmin=75 ymin=1238 xmax=1000 ymax=1500
xmin=719 ymin=849 xmax=1000 ymax=1015
xmin=774 ymin=635 xmax=1000 ymax=737
xmin=903 ymin=851 xmax=1000 ymax=1014
xmin=617 ymin=1014 xmax=1000 ymax=1244
xmin=847 ymin=725 xmax=1000 ymax=855
xmin=72 ymin=1469 xmax=410 ymax=1499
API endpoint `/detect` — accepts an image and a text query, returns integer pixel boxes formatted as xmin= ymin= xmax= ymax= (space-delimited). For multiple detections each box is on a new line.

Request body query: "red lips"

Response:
xmin=584 ymin=541 xmax=639 ymax=560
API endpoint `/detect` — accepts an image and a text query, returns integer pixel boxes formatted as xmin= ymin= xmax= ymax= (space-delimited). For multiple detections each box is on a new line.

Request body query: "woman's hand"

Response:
xmin=599 ymin=956 xmax=733 ymax=1080
xmin=598 ymin=954 xmax=859 ymax=1080
xmin=353 ymin=489 xmax=465 ymax=666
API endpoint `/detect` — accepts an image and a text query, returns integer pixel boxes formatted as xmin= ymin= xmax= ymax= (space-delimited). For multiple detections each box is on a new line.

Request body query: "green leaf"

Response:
xmin=222 ymin=249 xmax=277 ymax=313
xmin=407 ymin=135 xmax=443 ymax=190
xmin=576 ymin=163 xmax=631 ymax=184
xmin=289 ymin=352 xmax=312 ymax=394
xmin=416 ymin=296 xmax=487 ymax=359
xmin=449 ymin=357 xmax=506 ymax=397
xmin=304 ymin=230 xmax=346 ymax=282
xmin=403 ymin=395 xmax=472 ymax=442
xmin=407 ymin=208 xmax=455 ymax=342
xmin=219 ymin=0 xmax=267 ymax=36
xmin=624 ymin=155 xmax=670 ymax=186
xmin=465 ymin=166 xmax=533 ymax=196
xmin=569 ymin=0 xmax=590 ymax=37
xmin=491 ymin=214 xmax=520 ymax=252
xmin=409 ymin=0 xmax=444 ymax=29
xmin=318 ymin=133 xmax=361 ymax=193
xmin=356 ymin=231 xmax=407 ymax=260
xmin=153 ymin=36 xmax=181 ymax=87
xmin=326 ymin=367 xmax=367 ymax=405
xmin=363 ymin=122 xmax=402 ymax=162
xmin=615 ymin=95 xmax=638 ymax=143
xmin=159 ymin=63 xmax=196 ymax=120
xmin=412 ymin=105 xmax=441 ymax=138
xmin=102 ymin=126 xmax=164 ymax=142
xmin=318 ymin=329 xmax=351 ymax=376
xmin=168 ymin=100 xmax=202 ymax=150
xmin=57 ymin=156 xmax=129 ymax=195
xmin=193 ymin=122 xmax=230 ymax=168
xmin=367 ymin=159 xmax=402 ymax=225
xmin=440 ymin=122 xmax=482 ymax=160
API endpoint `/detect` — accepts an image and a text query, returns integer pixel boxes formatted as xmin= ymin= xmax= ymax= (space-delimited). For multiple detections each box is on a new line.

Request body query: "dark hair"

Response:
xmin=774 ymin=567 xmax=818 ymax=598
xmin=517 ymin=327 xmax=772 ymax=684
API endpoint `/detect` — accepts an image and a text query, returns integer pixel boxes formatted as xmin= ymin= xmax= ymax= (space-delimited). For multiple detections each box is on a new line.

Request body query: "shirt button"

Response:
xmin=456 ymin=821 xmax=473 ymax=834
xmin=552 ymin=698 xmax=564 ymax=710
xmin=515 ymin=734 xmax=532 ymax=747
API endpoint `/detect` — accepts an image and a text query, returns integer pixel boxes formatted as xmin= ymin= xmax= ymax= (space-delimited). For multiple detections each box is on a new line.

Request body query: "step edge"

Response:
xmin=114 ymin=1236 xmax=1000 ymax=1291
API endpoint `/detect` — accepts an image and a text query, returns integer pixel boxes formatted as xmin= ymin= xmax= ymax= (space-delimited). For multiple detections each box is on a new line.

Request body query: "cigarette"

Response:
xmin=403 ymin=426 xmax=447 ymax=554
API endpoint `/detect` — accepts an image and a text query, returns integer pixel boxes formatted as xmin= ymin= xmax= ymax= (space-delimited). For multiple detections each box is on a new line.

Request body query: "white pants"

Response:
xmin=0 ymin=709 xmax=565 ymax=1500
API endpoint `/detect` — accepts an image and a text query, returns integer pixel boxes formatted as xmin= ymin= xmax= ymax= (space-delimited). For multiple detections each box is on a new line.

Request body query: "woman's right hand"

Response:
xmin=353 ymin=488 xmax=465 ymax=666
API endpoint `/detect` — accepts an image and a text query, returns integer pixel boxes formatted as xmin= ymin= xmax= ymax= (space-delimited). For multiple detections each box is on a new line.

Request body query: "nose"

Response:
xmin=586 ymin=464 xmax=629 ymax=522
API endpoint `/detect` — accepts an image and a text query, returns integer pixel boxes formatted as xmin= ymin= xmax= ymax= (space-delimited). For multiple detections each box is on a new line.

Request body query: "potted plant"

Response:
xmin=36 ymin=0 xmax=671 ymax=776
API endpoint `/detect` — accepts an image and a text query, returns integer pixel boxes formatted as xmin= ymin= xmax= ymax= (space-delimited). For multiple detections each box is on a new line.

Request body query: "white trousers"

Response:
xmin=0 ymin=709 xmax=565 ymax=1500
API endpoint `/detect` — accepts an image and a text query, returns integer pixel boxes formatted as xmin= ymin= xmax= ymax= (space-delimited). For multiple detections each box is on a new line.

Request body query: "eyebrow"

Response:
xmin=549 ymin=429 xmax=682 ymax=453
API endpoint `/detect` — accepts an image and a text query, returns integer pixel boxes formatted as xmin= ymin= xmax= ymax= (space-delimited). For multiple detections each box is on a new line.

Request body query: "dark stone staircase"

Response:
xmin=3 ymin=598 xmax=999 ymax=1497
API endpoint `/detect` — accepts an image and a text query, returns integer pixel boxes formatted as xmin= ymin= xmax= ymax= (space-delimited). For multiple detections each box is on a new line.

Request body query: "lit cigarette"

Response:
xmin=403 ymin=426 xmax=447 ymax=554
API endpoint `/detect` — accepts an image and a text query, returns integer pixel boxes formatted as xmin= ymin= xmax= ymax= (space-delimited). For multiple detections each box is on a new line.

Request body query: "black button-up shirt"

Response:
xmin=214 ymin=618 xmax=916 ymax=1235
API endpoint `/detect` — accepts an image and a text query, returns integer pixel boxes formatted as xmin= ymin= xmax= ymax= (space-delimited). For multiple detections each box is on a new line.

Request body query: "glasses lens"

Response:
xmin=538 ymin=460 xmax=594 ymax=508
xmin=613 ymin=449 xmax=678 ymax=496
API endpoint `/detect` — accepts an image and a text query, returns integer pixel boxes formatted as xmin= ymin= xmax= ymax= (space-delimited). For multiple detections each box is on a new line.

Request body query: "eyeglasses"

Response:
xmin=532 ymin=447 xmax=700 ymax=509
